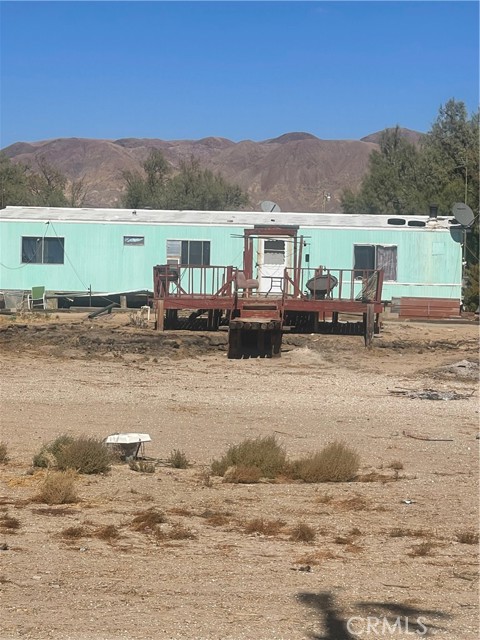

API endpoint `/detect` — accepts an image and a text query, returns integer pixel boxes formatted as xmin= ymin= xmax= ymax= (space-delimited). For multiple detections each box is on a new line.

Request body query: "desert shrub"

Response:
xmin=94 ymin=525 xmax=120 ymax=541
xmin=223 ymin=465 xmax=262 ymax=484
xmin=130 ymin=508 xmax=166 ymax=532
xmin=60 ymin=526 xmax=87 ymax=539
xmin=388 ymin=460 xmax=404 ymax=471
xmin=242 ymin=517 xmax=285 ymax=536
xmin=291 ymin=441 xmax=360 ymax=483
xmin=129 ymin=460 xmax=155 ymax=474
xmin=408 ymin=541 xmax=435 ymax=557
xmin=0 ymin=514 xmax=20 ymax=532
xmin=33 ymin=434 xmax=74 ymax=468
xmin=289 ymin=522 xmax=316 ymax=543
xmin=211 ymin=435 xmax=286 ymax=478
xmin=169 ymin=523 xmax=197 ymax=540
xmin=35 ymin=470 xmax=78 ymax=505
xmin=0 ymin=442 xmax=9 ymax=464
xmin=390 ymin=528 xmax=429 ymax=538
xmin=456 ymin=530 xmax=479 ymax=545
xmin=55 ymin=437 xmax=112 ymax=474
xmin=167 ymin=449 xmax=190 ymax=469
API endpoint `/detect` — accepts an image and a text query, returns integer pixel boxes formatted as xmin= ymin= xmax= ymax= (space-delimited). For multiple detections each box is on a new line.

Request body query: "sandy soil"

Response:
xmin=0 ymin=313 xmax=478 ymax=640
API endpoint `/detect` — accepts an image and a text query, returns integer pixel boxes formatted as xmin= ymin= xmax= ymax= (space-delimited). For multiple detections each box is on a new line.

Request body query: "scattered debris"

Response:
xmin=0 ymin=543 xmax=8 ymax=551
xmin=401 ymin=500 xmax=416 ymax=505
xmin=390 ymin=388 xmax=474 ymax=401
xmin=291 ymin=565 xmax=312 ymax=572
xmin=440 ymin=359 xmax=479 ymax=380
xmin=402 ymin=430 xmax=453 ymax=442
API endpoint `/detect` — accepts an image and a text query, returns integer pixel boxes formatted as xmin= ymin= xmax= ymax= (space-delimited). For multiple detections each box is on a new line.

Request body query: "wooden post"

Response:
xmin=364 ymin=303 xmax=374 ymax=348
xmin=156 ymin=300 xmax=164 ymax=332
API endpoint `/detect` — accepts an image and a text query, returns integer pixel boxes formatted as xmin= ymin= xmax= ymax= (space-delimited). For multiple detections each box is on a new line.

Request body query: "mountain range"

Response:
xmin=2 ymin=128 xmax=423 ymax=212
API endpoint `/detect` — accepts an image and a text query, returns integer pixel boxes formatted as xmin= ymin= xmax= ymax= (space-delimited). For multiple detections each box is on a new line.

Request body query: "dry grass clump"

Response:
xmin=199 ymin=509 xmax=233 ymax=527
xmin=211 ymin=435 xmax=286 ymax=479
xmin=94 ymin=525 xmax=120 ymax=542
xmin=294 ymin=550 xmax=338 ymax=565
xmin=388 ymin=460 xmax=404 ymax=471
xmin=408 ymin=541 xmax=436 ymax=557
xmin=0 ymin=442 xmax=9 ymax=464
xmin=455 ymin=530 xmax=479 ymax=545
xmin=55 ymin=437 xmax=112 ymax=474
xmin=129 ymin=460 xmax=155 ymax=474
xmin=33 ymin=434 xmax=74 ymax=468
xmin=168 ymin=507 xmax=194 ymax=517
xmin=242 ymin=517 xmax=285 ymax=537
xmin=60 ymin=525 xmax=88 ymax=539
xmin=162 ymin=523 xmax=197 ymax=540
xmin=334 ymin=495 xmax=369 ymax=511
xmin=223 ymin=465 xmax=262 ymax=484
xmin=289 ymin=522 xmax=316 ymax=543
xmin=130 ymin=508 xmax=167 ymax=532
xmin=290 ymin=441 xmax=360 ymax=483
xmin=315 ymin=492 xmax=334 ymax=504
xmin=35 ymin=470 xmax=78 ymax=505
xmin=390 ymin=528 xmax=430 ymax=538
xmin=167 ymin=449 xmax=190 ymax=469
xmin=0 ymin=514 xmax=21 ymax=532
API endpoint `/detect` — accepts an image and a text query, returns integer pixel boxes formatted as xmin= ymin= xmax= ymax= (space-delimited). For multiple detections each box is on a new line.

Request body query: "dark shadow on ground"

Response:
xmin=297 ymin=591 xmax=450 ymax=639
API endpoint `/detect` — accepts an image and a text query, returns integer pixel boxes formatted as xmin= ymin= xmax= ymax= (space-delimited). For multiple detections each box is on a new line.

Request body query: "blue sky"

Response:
xmin=0 ymin=1 xmax=478 ymax=147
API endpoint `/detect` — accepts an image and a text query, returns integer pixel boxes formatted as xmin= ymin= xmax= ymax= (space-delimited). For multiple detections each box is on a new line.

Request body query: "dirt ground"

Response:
xmin=0 ymin=312 xmax=478 ymax=640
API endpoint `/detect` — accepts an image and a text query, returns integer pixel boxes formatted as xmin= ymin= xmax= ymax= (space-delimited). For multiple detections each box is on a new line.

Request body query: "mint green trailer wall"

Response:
xmin=0 ymin=216 xmax=462 ymax=301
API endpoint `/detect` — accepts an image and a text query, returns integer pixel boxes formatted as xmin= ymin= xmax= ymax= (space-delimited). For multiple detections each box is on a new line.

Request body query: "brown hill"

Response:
xmin=1 ymin=129 xmax=422 ymax=211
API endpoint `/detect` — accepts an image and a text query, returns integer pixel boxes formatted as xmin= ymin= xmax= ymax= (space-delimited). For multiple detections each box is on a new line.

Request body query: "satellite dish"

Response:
xmin=260 ymin=200 xmax=281 ymax=213
xmin=452 ymin=202 xmax=474 ymax=227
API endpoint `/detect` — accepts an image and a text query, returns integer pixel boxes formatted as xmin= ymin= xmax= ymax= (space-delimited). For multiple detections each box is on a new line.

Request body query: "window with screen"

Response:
xmin=354 ymin=244 xmax=397 ymax=281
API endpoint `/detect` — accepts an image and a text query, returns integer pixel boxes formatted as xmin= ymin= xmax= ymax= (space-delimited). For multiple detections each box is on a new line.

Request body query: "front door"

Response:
xmin=257 ymin=239 xmax=287 ymax=293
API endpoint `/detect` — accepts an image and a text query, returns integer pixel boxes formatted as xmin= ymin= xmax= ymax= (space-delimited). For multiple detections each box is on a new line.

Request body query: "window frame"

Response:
xmin=21 ymin=236 xmax=65 ymax=265
xmin=123 ymin=235 xmax=145 ymax=246
xmin=353 ymin=243 xmax=398 ymax=282
xmin=166 ymin=239 xmax=211 ymax=266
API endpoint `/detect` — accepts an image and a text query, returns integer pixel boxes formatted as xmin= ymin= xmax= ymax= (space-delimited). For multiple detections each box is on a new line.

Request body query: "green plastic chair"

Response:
xmin=28 ymin=286 xmax=46 ymax=310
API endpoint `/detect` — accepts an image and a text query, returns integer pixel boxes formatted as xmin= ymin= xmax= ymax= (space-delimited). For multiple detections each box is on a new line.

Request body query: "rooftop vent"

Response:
xmin=408 ymin=220 xmax=426 ymax=227
xmin=387 ymin=218 xmax=406 ymax=225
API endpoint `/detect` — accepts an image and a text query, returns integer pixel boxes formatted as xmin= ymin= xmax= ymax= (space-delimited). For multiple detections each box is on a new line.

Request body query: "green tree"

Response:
xmin=165 ymin=157 xmax=248 ymax=211
xmin=28 ymin=156 xmax=68 ymax=207
xmin=0 ymin=154 xmax=32 ymax=207
xmin=341 ymin=100 xmax=479 ymax=219
xmin=0 ymin=154 xmax=69 ymax=208
xmin=341 ymin=99 xmax=479 ymax=308
xmin=341 ymin=126 xmax=424 ymax=215
xmin=122 ymin=150 xmax=248 ymax=211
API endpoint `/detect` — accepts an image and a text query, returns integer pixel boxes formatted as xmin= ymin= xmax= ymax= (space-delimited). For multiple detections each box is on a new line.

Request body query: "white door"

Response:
xmin=257 ymin=239 xmax=287 ymax=293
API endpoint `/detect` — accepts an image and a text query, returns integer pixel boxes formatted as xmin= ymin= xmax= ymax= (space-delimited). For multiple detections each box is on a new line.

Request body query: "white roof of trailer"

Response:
xmin=0 ymin=206 xmax=456 ymax=229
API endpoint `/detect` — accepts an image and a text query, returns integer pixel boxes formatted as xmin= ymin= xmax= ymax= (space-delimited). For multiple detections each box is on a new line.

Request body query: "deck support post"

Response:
xmin=364 ymin=303 xmax=375 ymax=348
xmin=156 ymin=300 xmax=165 ymax=332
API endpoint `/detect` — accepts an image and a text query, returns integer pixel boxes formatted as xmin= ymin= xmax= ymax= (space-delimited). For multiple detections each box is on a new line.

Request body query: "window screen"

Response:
xmin=376 ymin=245 xmax=397 ymax=281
